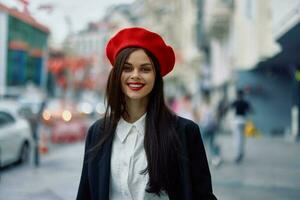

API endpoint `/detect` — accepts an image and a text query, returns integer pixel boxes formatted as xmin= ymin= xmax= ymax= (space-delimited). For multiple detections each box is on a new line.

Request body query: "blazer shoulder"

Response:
xmin=86 ymin=118 xmax=105 ymax=146
xmin=176 ymin=116 xmax=201 ymax=140
xmin=176 ymin=116 xmax=199 ymax=130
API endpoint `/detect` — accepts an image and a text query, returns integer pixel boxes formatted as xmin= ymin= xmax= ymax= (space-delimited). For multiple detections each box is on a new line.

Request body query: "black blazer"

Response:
xmin=76 ymin=117 xmax=217 ymax=200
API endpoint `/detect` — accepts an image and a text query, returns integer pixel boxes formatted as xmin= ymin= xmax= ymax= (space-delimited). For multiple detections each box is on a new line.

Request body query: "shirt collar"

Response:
xmin=116 ymin=113 xmax=146 ymax=143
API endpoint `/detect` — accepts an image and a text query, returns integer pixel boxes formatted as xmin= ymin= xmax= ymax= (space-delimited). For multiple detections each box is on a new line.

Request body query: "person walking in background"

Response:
xmin=197 ymin=92 xmax=221 ymax=167
xmin=76 ymin=27 xmax=217 ymax=200
xmin=216 ymin=93 xmax=229 ymax=132
xmin=230 ymin=89 xmax=252 ymax=163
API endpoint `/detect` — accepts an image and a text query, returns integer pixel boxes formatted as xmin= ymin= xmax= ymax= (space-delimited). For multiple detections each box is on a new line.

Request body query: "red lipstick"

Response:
xmin=127 ymin=82 xmax=145 ymax=91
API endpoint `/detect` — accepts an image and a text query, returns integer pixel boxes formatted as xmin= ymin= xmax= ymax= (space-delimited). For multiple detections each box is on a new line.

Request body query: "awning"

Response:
xmin=257 ymin=21 xmax=300 ymax=69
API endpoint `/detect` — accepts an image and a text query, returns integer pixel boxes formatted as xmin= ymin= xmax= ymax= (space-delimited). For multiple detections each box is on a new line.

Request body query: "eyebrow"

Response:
xmin=124 ymin=62 xmax=152 ymax=66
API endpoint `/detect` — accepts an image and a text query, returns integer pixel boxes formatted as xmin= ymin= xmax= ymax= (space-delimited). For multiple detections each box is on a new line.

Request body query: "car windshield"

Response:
xmin=0 ymin=111 xmax=15 ymax=127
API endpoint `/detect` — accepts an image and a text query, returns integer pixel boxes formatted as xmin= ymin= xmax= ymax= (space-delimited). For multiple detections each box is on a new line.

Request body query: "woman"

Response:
xmin=76 ymin=27 xmax=217 ymax=200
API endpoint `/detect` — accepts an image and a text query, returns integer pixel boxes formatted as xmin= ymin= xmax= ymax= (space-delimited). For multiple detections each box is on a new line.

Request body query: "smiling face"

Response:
xmin=120 ymin=49 xmax=156 ymax=103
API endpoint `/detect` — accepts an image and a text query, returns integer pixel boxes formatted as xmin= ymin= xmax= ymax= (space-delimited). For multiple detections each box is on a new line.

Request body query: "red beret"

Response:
xmin=106 ymin=27 xmax=175 ymax=77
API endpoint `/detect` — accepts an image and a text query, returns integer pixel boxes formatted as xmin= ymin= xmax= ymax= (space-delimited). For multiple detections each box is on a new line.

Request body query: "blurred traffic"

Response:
xmin=0 ymin=100 xmax=32 ymax=167
xmin=0 ymin=86 xmax=105 ymax=168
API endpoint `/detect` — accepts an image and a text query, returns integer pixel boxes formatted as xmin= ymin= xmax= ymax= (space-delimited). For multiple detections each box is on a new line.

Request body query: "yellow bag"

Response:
xmin=244 ymin=120 xmax=261 ymax=137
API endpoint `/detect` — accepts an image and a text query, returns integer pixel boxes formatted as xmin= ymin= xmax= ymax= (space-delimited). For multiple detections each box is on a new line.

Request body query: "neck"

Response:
xmin=123 ymin=98 xmax=148 ymax=123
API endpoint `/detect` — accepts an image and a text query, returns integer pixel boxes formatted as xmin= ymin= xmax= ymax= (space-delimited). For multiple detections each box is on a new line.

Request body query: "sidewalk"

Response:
xmin=211 ymin=134 xmax=300 ymax=200
xmin=0 ymin=142 xmax=84 ymax=200
xmin=1 ymin=134 xmax=299 ymax=200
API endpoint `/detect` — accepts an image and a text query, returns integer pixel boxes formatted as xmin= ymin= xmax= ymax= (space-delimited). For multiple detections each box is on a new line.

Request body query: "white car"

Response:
xmin=0 ymin=100 xmax=33 ymax=167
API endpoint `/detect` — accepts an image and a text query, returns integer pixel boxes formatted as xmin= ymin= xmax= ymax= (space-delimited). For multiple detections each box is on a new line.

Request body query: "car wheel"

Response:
xmin=18 ymin=143 xmax=30 ymax=164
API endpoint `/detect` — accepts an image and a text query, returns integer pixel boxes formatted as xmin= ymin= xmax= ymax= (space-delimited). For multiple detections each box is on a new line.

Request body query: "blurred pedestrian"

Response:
xmin=76 ymin=27 xmax=217 ymax=200
xmin=22 ymin=98 xmax=47 ymax=166
xmin=197 ymin=92 xmax=221 ymax=167
xmin=216 ymin=93 xmax=229 ymax=129
xmin=230 ymin=89 xmax=252 ymax=163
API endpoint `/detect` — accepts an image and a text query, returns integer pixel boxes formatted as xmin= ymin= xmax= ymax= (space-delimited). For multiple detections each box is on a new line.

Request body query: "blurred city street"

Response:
xmin=212 ymin=135 xmax=300 ymax=200
xmin=1 ymin=134 xmax=300 ymax=200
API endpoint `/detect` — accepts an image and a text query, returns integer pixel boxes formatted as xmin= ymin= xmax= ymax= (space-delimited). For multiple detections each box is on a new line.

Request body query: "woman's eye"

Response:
xmin=141 ymin=67 xmax=151 ymax=72
xmin=123 ymin=66 xmax=132 ymax=72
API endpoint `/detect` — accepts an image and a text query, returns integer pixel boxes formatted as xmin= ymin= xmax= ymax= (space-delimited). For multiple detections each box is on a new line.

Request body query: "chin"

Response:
xmin=127 ymin=94 xmax=146 ymax=100
xmin=125 ymin=91 xmax=149 ymax=101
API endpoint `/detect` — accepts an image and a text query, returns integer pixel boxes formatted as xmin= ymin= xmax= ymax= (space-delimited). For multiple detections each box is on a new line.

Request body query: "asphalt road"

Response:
xmin=0 ymin=135 xmax=300 ymax=200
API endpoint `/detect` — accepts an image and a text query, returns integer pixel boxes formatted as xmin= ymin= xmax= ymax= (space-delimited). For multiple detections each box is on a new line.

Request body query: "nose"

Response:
xmin=130 ymin=68 xmax=140 ymax=79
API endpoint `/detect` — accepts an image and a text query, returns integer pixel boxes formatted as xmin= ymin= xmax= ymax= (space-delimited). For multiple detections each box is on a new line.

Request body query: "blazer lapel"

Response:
xmin=97 ymin=135 xmax=113 ymax=200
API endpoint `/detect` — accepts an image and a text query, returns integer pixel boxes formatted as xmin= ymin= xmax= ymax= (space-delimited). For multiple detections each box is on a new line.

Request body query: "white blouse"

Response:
xmin=109 ymin=113 xmax=169 ymax=200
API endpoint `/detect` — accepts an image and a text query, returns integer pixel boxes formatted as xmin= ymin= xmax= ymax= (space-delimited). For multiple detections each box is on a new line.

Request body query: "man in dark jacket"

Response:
xmin=230 ymin=89 xmax=252 ymax=163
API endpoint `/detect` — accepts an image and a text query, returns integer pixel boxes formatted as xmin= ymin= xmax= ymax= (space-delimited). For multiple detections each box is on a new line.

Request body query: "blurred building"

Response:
xmin=63 ymin=3 xmax=138 ymax=95
xmin=64 ymin=22 xmax=110 ymax=94
xmin=199 ymin=0 xmax=296 ymax=135
xmin=200 ymin=0 xmax=234 ymax=92
xmin=250 ymin=0 xmax=300 ymax=137
xmin=0 ymin=3 xmax=49 ymax=97
xmin=64 ymin=0 xmax=203 ymax=97
xmin=104 ymin=3 xmax=136 ymax=30
xmin=47 ymin=49 xmax=94 ymax=99
xmin=201 ymin=0 xmax=278 ymax=87
xmin=64 ymin=23 xmax=105 ymax=59
xmin=128 ymin=0 xmax=202 ymax=97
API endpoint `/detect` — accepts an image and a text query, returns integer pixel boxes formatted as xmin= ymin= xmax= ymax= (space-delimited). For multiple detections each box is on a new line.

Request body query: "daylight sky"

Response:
xmin=0 ymin=0 xmax=134 ymax=44
xmin=1 ymin=0 xmax=299 ymax=45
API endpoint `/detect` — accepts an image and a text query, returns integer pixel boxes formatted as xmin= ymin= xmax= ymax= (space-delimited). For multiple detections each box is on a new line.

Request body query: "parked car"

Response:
xmin=0 ymin=101 xmax=32 ymax=167
xmin=50 ymin=120 xmax=87 ymax=143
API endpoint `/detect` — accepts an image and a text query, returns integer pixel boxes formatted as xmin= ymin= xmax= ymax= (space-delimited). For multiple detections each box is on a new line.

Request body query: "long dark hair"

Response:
xmin=93 ymin=47 xmax=182 ymax=196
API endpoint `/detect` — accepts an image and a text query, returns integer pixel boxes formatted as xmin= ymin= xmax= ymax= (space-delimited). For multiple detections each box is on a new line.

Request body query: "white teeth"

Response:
xmin=128 ymin=84 xmax=143 ymax=88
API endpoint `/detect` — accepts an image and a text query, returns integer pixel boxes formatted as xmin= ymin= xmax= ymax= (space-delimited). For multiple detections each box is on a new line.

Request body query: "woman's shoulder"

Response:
xmin=175 ymin=116 xmax=202 ymax=145
xmin=176 ymin=116 xmax=199 ymax=131
xmin=86 ymin=118 xmax=105 ymax=143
